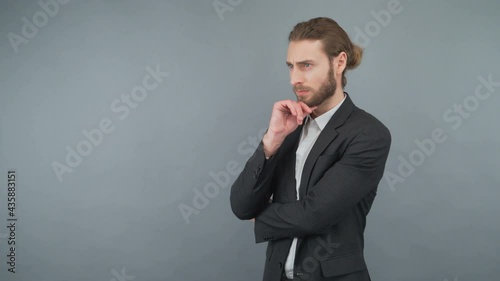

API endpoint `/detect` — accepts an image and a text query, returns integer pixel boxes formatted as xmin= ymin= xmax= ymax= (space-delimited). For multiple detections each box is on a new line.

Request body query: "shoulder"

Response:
xmin=343 ymin=107 xmax=392 ymax=144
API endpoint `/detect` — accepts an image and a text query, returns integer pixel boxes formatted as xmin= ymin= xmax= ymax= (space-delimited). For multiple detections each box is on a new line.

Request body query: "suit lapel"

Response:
xmin=297 ymin=93 xmax=356 ymax=199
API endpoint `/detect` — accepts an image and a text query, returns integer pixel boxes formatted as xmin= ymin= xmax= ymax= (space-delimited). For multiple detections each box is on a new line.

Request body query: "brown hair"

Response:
xmin=288 ymin=17 xmax=363 ymax=88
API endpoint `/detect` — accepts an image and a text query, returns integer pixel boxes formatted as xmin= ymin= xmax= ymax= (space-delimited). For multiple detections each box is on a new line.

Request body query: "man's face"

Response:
xmin=286 ymin=40 xmax=337 ymax=108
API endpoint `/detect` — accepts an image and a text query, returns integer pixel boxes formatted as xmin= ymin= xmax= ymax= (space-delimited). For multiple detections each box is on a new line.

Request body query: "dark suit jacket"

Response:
xmin=230 ymin=93 xmax=391 ymax=281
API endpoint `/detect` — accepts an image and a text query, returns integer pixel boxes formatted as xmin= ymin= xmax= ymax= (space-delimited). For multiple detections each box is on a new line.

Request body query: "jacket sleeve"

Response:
xmin=253 ymin=126 xmax=391 ymax=243
xmin=229 ymin=131 xmax=281 ymax=220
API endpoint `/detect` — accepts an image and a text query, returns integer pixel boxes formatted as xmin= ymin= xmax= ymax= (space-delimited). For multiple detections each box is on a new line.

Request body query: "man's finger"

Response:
xmin=298 ymin=101 xmax=316 ymax=113
xmin=284 ymin=100 xmax=298 ymax=117
xmin=294 ymin=102 xmax=305 ymax=123
xmin=287 ymin=100 xmax=304 ymax=123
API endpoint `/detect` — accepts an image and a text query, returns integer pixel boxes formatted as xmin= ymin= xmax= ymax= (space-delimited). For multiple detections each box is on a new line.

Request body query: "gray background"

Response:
xmin=0 ymin=0 xmax=499 ymax=280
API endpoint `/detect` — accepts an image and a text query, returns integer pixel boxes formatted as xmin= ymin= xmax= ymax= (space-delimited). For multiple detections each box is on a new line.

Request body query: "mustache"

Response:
xmin=294 ymin=86 xmax=312 ymax=92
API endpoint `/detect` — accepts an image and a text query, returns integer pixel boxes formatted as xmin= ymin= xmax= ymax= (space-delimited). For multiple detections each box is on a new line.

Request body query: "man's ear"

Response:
xmin=334 ymin=51 xmax=347 ymax=74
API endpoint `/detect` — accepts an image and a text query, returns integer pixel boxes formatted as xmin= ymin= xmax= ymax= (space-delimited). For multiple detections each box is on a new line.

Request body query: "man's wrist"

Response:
xmin=263 ymin=131 xmax=284 ymax=159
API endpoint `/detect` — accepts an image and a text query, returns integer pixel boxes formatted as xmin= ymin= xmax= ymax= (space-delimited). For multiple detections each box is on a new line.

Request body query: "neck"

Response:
xmin=310 ymin=88 xmax=345 ymax=119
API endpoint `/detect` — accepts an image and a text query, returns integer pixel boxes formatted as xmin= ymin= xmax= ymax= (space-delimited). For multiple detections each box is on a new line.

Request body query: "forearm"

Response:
xmin=253 ymin=199 xmax=339 ymax=243
xmin=229 ymin=137 xmax=280 ymax=220
xmin=262 ymin=130 xmax=286 ymax=158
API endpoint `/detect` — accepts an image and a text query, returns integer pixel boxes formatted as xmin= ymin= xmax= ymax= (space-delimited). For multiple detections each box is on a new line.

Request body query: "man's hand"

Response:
xmin=263 ymin=100 xmax=317 ymax=158
xmin=250 ymin=218 xmax=255 ymax=222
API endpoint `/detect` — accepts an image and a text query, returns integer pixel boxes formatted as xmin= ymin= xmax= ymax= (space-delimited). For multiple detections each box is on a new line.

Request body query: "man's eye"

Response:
xmin=303 ymin=63 xmax=311 ymax=68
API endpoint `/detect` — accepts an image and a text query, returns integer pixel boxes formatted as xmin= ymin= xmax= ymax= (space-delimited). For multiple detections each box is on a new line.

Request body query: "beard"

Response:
xmin=294 ymin=65 xmax=337 ymax=107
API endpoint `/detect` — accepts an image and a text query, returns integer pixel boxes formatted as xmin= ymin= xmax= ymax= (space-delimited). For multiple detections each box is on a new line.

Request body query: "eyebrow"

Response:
xmin=286 ymin=60 xmax=316 ymax=66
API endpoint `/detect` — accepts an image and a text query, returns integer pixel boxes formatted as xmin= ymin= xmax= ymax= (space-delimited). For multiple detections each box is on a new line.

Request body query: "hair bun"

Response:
xmin=347 ymin=44 xmax=363 ymax=70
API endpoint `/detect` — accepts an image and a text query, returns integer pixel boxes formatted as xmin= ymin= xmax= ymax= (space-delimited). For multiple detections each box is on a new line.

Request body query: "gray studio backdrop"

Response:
xmin=0 ymin=0 xmax=499 ymax=280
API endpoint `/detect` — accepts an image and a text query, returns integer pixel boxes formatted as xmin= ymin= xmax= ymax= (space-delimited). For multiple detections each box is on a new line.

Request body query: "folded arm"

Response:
xmin=229 ymin=135 xmax=280 ymax=220
xmin=254 ymin=127 xmax=391 ymax=243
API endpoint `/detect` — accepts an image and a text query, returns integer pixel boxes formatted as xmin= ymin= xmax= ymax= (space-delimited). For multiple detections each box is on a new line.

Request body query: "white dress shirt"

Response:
xmin=284 ymin=94 xmax=346 ymax=279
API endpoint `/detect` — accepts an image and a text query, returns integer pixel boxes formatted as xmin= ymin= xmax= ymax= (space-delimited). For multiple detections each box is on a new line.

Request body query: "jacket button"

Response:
xmin=278 ymin=262 xmax=283 ymax=269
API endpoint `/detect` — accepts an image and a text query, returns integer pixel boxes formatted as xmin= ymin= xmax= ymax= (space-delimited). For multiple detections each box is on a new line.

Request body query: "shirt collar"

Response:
xmin=307 ymin=92 xmax=347 ymax=131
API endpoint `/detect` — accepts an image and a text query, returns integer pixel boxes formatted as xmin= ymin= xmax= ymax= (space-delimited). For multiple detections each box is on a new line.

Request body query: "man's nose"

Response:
xmin=290 ymin=69 xmax=304 ymax=86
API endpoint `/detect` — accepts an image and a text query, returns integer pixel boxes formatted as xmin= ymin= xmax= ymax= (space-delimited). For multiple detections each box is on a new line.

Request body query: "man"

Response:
xmin=230 ymin=17 xmax=391 ymax=281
